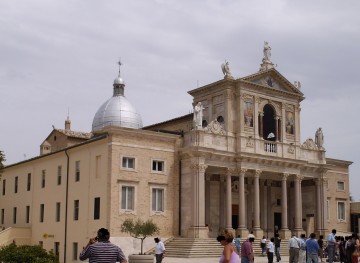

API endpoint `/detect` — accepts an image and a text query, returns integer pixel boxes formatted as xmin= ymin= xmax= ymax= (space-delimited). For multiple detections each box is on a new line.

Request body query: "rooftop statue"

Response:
xmin=315 ymin=127 xmax=324 ymax=149
xmin=221 ymin=60 xmax=233 ymax=79
xmin=193 ymin=102 xmax=205 ymax=129
xmin=294 ymin=81 xmax=301 ymax=90
xmin=263 ymin=41 xmax=272 ymax=63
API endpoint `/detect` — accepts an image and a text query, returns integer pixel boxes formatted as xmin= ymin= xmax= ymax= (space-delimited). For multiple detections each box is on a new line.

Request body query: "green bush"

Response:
xmin=0 ymin=244 xmax=58 ymax=263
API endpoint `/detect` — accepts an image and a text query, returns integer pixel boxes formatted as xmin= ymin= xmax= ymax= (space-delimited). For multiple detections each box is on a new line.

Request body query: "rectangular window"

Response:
xmin=121 ymin=186 xmax=134 ymax=210
xmin=54 ymin=242 xmax=60 ymax=257
xmin=41 ymin=170 xmax=46 ymax=188
xmin=74 ymin=200 xmax=79 ymax=221
xmin=2 ymin=179 xmax=6 ymax=195
xmin=40 ymin=204 xmax=44 ymax=223
xmin=39 ymin=241 xmax=43 ymax=248
xmin=152 ymin=188 xmax=164 ymax=212
xmin=337 ymin=181 xmax=345 ymax=191
xmin=122 ymin=157 xmax=135 ymax=169
xmin=96 ymin=155 xmax=101 ymax=178
xmin=14 ymin=176 xmax=18 ymax=193
xmin=152 ymin=160 xmax=164 ymax=172
xmin=1 ymin=209 xmax=4 ymax=225
xmin=27 ymin=173 xmax=31 ymax=191
xmin=338 ymin=201 xmax=346 ymax=221
xmin=75 ymin=161 xmax=80 ymax=182
xmin=56 ymin=202 xmax=61 ymax=222
xmin=13 ymin=207 xmax=17 ymax=224
xmin=94 ymin=197 xmax=100 ymax=220
xmin=26 ymin=206 xmax=30 ymax=224
xmin=73 ymin=243 xmax=78 ymax=260
xmin=57 ymin=166 xmax=62 ymax=185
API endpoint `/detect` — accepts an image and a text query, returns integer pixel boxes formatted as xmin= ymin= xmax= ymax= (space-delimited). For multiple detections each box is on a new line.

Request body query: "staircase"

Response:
xmin=147 ymin=237 xmax=289 ymax=258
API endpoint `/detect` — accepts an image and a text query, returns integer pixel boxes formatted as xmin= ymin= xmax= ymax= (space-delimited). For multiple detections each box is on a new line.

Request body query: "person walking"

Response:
xmin=327 ymin=229 xmax=337 ymax=263
xmin=274 ymin=233 xmax=282 ymax=262
xmin=267 ymin=237 xmax=275 ymax=263
xmin=261 ymin=236 xmax=267 ymax=256
xmin=306 ymin=233 xmax=320 ymax=263
xmin=217 ymin=231 xmax=240 ymax=263
xmin=241 ymin=235 xmax=255 ymax=263
xmin=79 ymin=228 xmax=127 ymax=263
xmin=235 ymin=235 xmax=241 ymax=255
xmin=318 ymin=235 xmax=324 ymax=263
xmin=299 ymin=234 xmax=307 ymax=263
xmin=288 ymin=234 xmax=300 ymax=263
xmin=154 ymin=237 xmax=166 ymax=263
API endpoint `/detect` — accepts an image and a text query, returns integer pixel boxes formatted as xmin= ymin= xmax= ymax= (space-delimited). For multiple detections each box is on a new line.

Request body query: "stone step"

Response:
xmin=147 ymin=237 xmax=290 ymax=258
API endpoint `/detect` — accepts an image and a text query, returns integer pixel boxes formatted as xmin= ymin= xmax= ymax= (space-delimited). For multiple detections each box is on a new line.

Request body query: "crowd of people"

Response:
xmin=216 ymin=229 xmax=360 ymax=263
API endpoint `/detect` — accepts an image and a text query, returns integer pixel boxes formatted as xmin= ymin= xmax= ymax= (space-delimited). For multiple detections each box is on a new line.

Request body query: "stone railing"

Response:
xmin=264 ymin=141 xmax=277 ymax=153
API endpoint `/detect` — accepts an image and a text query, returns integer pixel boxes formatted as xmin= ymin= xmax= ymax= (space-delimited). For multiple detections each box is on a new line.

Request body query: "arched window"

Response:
xmin=217 ymin=116 xmax=224 ymax=124
xmin=202 ymin=120 xmax=208 ymax=128
xmin=262 ymin=104 xmax=276 ymax=141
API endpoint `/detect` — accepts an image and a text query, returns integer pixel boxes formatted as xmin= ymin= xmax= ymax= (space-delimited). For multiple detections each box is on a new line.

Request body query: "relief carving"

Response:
xmin=204 ymin=119 xmax=225 ymax=135
xmin=301 ymin=138 xmax=318 ymax=150
xmin=246 ymin=137 xmax=254 ymax=148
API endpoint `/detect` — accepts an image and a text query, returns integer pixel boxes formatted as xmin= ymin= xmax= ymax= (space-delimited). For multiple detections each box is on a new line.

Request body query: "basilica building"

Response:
xmin=0 ymin=44 xmax=352 ymax=262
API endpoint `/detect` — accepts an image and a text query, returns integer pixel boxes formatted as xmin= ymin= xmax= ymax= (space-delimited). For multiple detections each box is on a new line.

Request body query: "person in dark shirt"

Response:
xmin=318 ymin=235 xmax=324 ymax=263
xmin=274 ymin=233 xmax=282 ymax=262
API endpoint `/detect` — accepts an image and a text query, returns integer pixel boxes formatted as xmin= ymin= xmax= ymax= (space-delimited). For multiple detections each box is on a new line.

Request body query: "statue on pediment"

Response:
xmin=294 ymin=81 xmax=301 ymax=90
xmin=315 ymin=127 xmax=324 ymax=149
xmin=263 ymin=41 xmax=272 ymax=63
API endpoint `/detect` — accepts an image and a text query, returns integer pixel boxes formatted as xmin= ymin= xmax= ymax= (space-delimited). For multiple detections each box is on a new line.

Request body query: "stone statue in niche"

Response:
xmin=221 ymin=60 xmax=233 ymax=79
xmin=193 ymin=102 xmax=205 ymax=129
xmin=315 ymin=127 xmax=324 ymax=149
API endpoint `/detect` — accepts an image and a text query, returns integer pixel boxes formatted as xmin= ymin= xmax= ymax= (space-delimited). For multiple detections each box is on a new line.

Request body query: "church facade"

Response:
xmin=0 ymin=44 xmax=352 ymax=262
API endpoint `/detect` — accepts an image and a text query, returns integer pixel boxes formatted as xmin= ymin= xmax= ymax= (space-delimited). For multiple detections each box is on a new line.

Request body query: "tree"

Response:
xmin=0 ymin=150 xmax=5 ymax=177
xmin=0 ymin=243 xmax=58 ymax=263
xmin=121 ymin=218 xmax=159 ymax=255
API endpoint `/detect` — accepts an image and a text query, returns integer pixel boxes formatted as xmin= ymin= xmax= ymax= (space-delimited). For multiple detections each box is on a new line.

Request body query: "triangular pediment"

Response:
xmin=240 ymin=68 xmax=304 ymax=97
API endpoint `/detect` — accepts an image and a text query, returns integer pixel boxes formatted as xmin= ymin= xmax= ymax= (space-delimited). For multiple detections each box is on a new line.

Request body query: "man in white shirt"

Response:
xmin=267 ymin=237 xmax=275 ymax=263
xmin=327 ymin=229 xmax=336 ymax=263
xmin=298 ymin=234 xmax=307 ymax=263
xmin=154 ymin=237 xmax=166 ymax=263
xmin=288 ymin=234 xmax=300 ymax=263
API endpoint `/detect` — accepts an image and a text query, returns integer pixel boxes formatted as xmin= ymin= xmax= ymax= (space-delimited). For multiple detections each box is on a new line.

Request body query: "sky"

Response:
xmin=1 ymin=0 xmax=359 ymax=200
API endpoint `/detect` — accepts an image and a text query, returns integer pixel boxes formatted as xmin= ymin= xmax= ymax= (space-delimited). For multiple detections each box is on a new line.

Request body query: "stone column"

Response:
xmin=259 ymin=112 xmax=264 ymax=138
xmin=253 ymin=170 xmax=263 ymax=238
xmin=279 ymin=173 xmax=291 ymax=239
xmin=319 ymin=173 xmax=328 ymax=236
xmin=187 ymin=163 xmax=208 ymax=238
xmin=237 ymin=168 xmax=249 ymax=237
xmin=205 ymin=174 xmax=211 ymax=230
xmin=261 ymin=180 xmax=268 ymax=234
xmin=294 ymin=174 xmax=304 ymax=236
xmin=275 ymin=116 xmax=279 ymax=141
xmin=226 ymin=169 xmax=233 ymax=231
xmin=219 ymin=176 xmax=226 ymax=230
xmin=315 ymin=178 xmax=322 ymax=235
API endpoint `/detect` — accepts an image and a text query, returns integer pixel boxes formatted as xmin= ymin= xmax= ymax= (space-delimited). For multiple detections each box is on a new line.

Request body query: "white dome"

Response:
xmin=92 ymin=95 xmax=143 ymax=131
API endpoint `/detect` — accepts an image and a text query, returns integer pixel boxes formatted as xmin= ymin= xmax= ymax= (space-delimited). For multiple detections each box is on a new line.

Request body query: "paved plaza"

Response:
xmin=162 ymin=255 xmax=289 ymax=263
